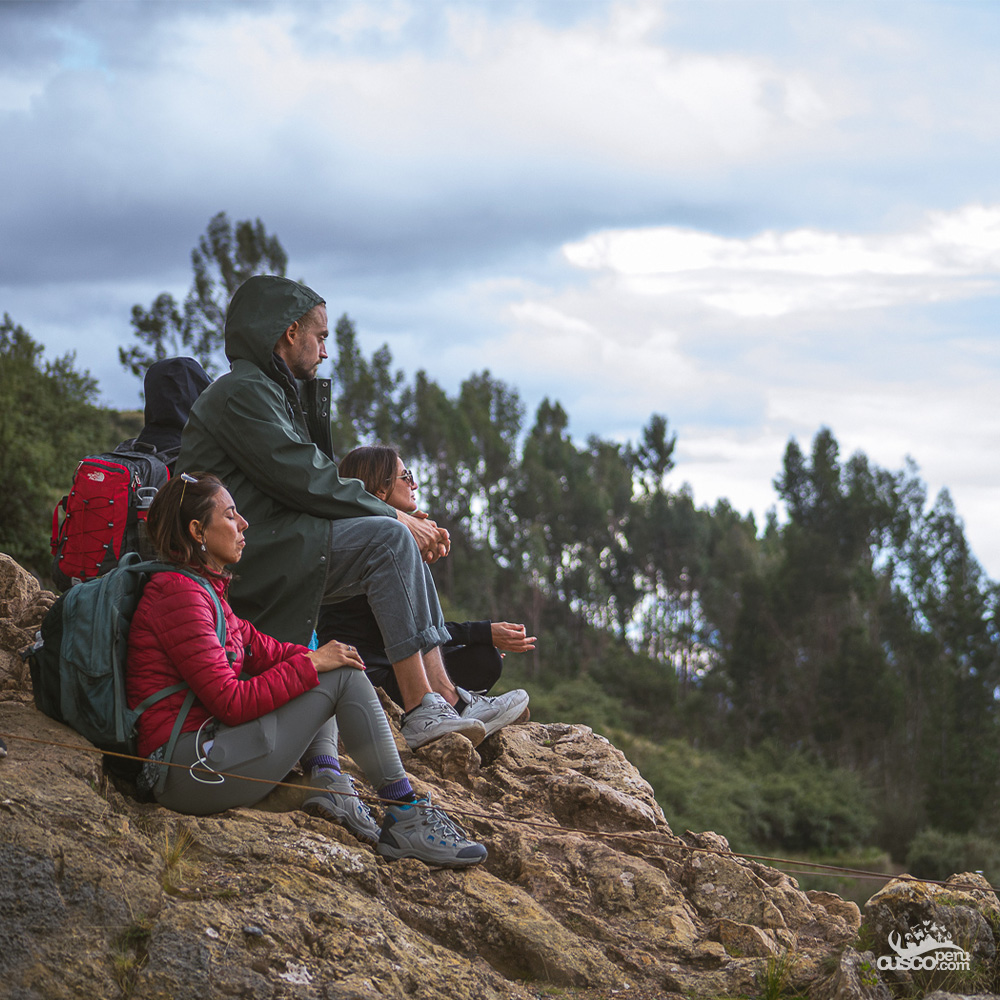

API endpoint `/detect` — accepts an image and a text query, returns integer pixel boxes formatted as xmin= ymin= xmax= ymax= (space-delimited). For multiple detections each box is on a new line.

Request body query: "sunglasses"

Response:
xmin=385 ymin=468 xmax=416 ymax=488
xmin=179 ymin=471 xmax=198 ymax=505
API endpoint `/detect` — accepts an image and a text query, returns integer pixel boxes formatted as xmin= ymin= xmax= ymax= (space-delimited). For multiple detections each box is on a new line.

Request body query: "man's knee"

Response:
xmin=380 ymin=516 xmax=416 ymax=549
xmin=331 ymin=515 xmax=414 ymax=552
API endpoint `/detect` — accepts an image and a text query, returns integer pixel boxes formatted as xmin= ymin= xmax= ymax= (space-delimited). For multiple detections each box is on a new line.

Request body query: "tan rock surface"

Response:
xmin=3 ymin=552 xmax=993 ymax=1000
xmin=864 ymin=874 xmax=999 ymax=967
xmin=0 ymin=553 xmax=53 ymax=697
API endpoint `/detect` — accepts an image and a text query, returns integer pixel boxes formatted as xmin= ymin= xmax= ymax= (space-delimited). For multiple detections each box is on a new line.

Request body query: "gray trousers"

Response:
xmin=156 ymin=667 xmax=404 ymax=816
xmin=322 ymin=516 xmax=450 ymax=662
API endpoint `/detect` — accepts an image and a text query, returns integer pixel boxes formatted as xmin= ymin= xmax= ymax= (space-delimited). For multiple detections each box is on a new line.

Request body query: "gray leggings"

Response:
xmin=156 ymin=667 xmax=404 ymax=815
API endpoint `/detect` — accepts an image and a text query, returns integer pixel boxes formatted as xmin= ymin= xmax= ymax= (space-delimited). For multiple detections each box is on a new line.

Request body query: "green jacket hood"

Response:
xmin=224 ymin=275 xmax=325 ymax=369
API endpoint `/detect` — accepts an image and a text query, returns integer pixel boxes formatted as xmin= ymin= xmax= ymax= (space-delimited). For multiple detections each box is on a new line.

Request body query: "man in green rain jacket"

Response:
xmin=177 ymin=274 xmax=507 ymax=750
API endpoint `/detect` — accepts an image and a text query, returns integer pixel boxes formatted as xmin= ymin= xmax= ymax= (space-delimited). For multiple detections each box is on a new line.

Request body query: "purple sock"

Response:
xmin=379 ymin=777 xmax=415 ymax=804
xmin=303 ymin=755 xmax=340 ymax=775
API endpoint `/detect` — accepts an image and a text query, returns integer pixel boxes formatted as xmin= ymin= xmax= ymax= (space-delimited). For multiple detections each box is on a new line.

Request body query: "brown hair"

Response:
xmin=145 ymin=471 xmax=228 ymax=576
xmin=339 ymin=445 xmax=400 ymax=498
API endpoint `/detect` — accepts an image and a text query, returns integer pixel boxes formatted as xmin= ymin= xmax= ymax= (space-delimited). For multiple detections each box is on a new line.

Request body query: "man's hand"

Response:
xmin=491 ymin=622 xmax=537 ymax=653
xmin=398 ymin=509 xmax=450 ymax=563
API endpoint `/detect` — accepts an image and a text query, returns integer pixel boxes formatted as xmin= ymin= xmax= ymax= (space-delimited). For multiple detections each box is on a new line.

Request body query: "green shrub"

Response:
xmin=611 ymin=735 xmax=760 ymax=846
xmin=905 ymin=828 xmax=1000 ymax=884
xmin=739 ymin=742 xmax=876 ymax=852
xmin=609 ymin=735 xmax=876 ymax=855
xmin=523 ymin=674 xmax=628 ymax=735
xmin=588 ymin=643 xmax=678 ymax=740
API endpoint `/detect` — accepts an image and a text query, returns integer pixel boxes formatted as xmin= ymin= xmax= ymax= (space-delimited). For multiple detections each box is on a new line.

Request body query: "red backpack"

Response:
xmin=50 ymin=440 xmax=171 ymax=591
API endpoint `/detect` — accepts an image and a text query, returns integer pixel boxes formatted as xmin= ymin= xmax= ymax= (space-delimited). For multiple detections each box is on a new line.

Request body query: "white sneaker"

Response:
xmin=456 ymin=686 xmax=530 ymax=738
xmin=400 ymin=692 xmax=487 ymax=749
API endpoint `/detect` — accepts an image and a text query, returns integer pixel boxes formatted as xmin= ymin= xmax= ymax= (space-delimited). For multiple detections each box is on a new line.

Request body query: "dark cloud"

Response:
xmin=0 ymin=0 xmax=271 ymax=69
xmin=0 ymin=1 xmax=81 ymax=60
xmin=1 ymin=198 xmax=208 ymax=285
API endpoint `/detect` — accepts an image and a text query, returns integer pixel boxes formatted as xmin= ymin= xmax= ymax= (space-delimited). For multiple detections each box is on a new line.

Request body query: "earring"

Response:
xmin=200 ymin=542 xmax=207 ymax=552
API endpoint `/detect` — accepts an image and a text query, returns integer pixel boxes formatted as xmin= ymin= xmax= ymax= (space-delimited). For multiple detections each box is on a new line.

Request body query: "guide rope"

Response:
xmin=1 ymin=728 xmax=995 ymax=897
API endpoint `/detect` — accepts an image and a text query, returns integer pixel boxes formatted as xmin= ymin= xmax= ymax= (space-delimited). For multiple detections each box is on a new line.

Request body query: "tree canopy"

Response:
xmin=119 ymin=211 xmax=288 ymax=378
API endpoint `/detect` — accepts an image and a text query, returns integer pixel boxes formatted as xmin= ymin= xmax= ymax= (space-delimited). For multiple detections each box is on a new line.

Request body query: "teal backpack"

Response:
xmin=28 ymin=552 xmax=227 ymax=794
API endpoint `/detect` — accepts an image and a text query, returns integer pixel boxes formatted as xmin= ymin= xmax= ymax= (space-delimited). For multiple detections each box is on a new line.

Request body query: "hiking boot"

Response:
xmin=456 ymin=686 xmax=530 ymax=738
xmin=400 ymin=692 xmax=487 ymax=749
xmin=303 ymin=770 xmax=380 ymax=842
xmin=376 ymin=795 xmax=487 ymax=867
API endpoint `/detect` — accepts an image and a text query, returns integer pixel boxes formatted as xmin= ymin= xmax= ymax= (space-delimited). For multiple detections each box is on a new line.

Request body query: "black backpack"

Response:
xmin=50 ymin=440 xmax=171 ymax=591
xmin=28 ymin=553 xmax=226 ymax=793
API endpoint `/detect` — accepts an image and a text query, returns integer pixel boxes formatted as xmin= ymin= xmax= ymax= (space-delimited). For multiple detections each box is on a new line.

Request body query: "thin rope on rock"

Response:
xmin=0 ymin=728 xmax=994 ymax=897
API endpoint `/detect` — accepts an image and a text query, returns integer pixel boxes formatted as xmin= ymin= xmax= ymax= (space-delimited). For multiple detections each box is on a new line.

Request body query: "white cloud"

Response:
xmin=561 ymin=205 xmax=1000 ymax=317
xmin=9 ymin=1 xmax=838 ymax=183
xmin=509 ymin=302 xmax=595 ymax=336
xmin=0 ymin=73 xmax=49 ymax=113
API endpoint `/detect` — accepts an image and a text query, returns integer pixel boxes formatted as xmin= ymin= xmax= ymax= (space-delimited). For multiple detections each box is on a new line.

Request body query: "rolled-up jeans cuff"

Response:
xmin=384 ymin=624 xmax=452 ymax=664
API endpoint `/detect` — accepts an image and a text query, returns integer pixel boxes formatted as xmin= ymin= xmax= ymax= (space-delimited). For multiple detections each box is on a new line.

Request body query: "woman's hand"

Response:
xmin=491 ymin=622 xmax=537 ymax=653
xmin=308 ymin=640 xmax=366 ymax=673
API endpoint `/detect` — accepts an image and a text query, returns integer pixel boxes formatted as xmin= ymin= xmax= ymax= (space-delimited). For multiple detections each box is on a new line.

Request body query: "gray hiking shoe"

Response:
xmin=303 ymin=771 xmax=380 ymax=842
xmin=376 ymin=795 xmax=487 ymax=867
xmin=400 ymin=692 xmax=487 ymax=749
xmin=456 ymin=686 xmax=530 ymax=738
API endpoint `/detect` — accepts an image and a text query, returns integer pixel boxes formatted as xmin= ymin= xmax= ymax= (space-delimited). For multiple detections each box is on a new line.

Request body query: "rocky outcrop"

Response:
xmin=0 ymin=553 xmax=54 ymax=699
xmin=863 ymin=874 xmax=1000 ymax=999
xmin=2 ymin=554 xmax=999 ymax=1000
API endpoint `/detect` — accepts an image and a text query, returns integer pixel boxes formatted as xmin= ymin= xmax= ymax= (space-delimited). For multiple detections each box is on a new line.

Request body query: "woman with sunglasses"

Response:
xmin=318 ymin=445 xmax=535 ymax=737
xmin=125 ymin=471 xmax=486 ymax=868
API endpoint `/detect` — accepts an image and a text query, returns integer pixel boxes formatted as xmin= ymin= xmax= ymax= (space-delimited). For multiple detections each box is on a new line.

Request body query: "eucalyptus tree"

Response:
xmin=507 ymin=399 xmax=599 ymax=668
xmin=328 ymin=314 xmax=404 ymax=453
xmin=457 ymin=370 xmax=523 ymax=552
xmin=630 ymin=412 xmax=676 ymax=495
xmin=904 ymin=489 xmax=1000 ymax=833
xmin=119 ymin=211 xmax=288 ymax=378
xmin=625 ymin=415 xmax=728 ymax=699
xmin=585 ymin=434 xmax=641 ymax=638
xmin=723 ymin=429 xmax=907 ymax=756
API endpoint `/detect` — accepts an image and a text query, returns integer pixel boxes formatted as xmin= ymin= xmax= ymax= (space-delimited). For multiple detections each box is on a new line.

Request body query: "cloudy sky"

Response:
xmin=4 ymin=0 xmax=1000 ymax=575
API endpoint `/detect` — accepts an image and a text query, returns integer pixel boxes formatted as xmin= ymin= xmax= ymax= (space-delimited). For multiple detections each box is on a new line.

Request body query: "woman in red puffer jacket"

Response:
xmin=125 ymin=472 xmax=486 ymax=869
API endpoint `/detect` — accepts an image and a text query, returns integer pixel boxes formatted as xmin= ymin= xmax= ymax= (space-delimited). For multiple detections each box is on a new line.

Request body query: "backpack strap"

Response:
xmin=134 ymin=680 xmax=189 ymax=714
xmin=154 ymin=689 xmax=198 ymax=797
xmin=138 ymin=564 xmax=229 ymax=794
